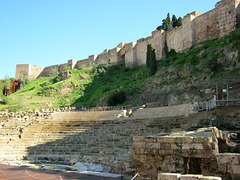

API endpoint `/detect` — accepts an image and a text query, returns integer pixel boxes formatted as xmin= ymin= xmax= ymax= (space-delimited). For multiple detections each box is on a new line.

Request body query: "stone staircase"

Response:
xmin=0 ymin=105 xmax=208 ymax=174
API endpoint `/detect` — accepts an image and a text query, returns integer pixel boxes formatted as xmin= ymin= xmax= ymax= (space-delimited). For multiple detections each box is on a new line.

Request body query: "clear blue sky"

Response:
xmin=0 ymin=0 xmax=219 ymax=80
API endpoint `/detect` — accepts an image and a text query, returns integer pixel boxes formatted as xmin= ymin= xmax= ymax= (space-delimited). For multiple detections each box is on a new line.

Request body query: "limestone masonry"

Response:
xmin=15 ymin=0 xmax=240 ymax=80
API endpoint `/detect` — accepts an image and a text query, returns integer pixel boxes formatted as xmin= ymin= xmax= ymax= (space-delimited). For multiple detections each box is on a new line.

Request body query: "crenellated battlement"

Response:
xmin=15 ymin=0 xmax=240 ymax=80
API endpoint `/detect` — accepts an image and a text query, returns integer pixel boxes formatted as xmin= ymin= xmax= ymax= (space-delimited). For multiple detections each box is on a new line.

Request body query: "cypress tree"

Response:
xmin=146 ymin=43 xmax=151 ymax=69
xmin=146 ymin=43 xmax=157 ymax=76
xmin=157 ymin=25 xmax=163 ymax=31
xmin=165 ymin=13 xmax=172 ymax=30
xmin=156 ymin=13 xmax=182 ymax=31
xmin=177 ymin=17 xmax=183 ymax=27
xmin=172 ymin=15 xmax=178 ymax=28
xmin=162 ymin=19 xmax=167 ymax=30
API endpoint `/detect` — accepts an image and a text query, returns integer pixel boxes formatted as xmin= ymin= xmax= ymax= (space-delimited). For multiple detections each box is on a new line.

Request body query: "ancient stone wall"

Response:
xmin=216 ymin=0 xmax=239 ymax=38
xmin=118 ymin=42 xmax=137 ymax=67
xmin=135 ymin=38 xmax=148 ymax=66
xmin=133 ymin=127 xmax=240 ymax=180
xmin=94 ymin=47 xmax=121 ymax=66
xmin=75 ymin=58 xmax=89 ymax=68
xmin=15 ymin=0 xmax=240 ymax=80
xmin=149 ymin=30 xmax=166 ymax=59
xmin=30 ymin=65 xmax=45 ymax=79
xmin=15 ymin=64 xmax=31 ymax=80
xmin=38 ymin=64 xmax=58 ymax=77
xmin=166 ymin=13 xmax=197 ymax=53
xmin=67 ymin=59 xmax=77 ymax=69
xmin=133 ymin=128 xmax=219 ymax=175
xmin=37 ymin=63 xmax=71 ymax=78
xmin=193 ymin=9 xmax=218 ymax=45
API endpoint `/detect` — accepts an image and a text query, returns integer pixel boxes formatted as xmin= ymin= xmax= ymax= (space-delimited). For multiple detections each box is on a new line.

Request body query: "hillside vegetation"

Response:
xmin=1 ymin=29 xmax=240 ymax=112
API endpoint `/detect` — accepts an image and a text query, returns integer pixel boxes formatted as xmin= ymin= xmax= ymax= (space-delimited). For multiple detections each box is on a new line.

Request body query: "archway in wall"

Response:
xmin=185 ymin=157 xmax=202 ymax=174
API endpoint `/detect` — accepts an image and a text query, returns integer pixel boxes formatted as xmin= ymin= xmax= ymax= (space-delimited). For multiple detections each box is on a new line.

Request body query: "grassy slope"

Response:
xmin=1 ymin=29 xmax=240 ymax=112
xmin=0 ymin=65 xmax=149 ymax=111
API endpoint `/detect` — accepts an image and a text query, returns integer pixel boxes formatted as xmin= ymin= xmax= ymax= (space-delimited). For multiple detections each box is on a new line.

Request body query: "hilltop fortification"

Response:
xmin=15 ymin=0 xmax=240 ymax=80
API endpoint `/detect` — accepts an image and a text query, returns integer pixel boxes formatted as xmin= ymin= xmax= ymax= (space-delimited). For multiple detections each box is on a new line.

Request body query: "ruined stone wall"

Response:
xmin=15 ymin=0 xmax=240 ymax=80
xmin=38 ymin=64 xmax=59 ymax=77
xmin=58 ymin=63 xmax=68 ymax=72
xmin=68 ymin=59 xmax=77 ymax=69
xmin=30 ymin=65 xmax=45 ymax=79
xmin=136 ymin=38 xmax=149 ymax=66
xmin=94 ymin=47 xmax=120 ymax=66
xmin=237 ymin=1 xmax=240 ymax=22
xmin=125 ymin=44 xmax=137 ymax=67
xmin=133 ymin=130 xmax=219 ymax=176
xmin=214 ymin=153 xmax=240 ymax=180
xmin=75 ymin=58 xmax=90 ymax=68
xmin=15 ymin=64 xmax=31 ymax=80
xmin=193 ymin=9 xmax=219 ymax=45
xmin=149 ymin=30 xmax=166 ymax=59
xmin=133 ymin=127 xmax=240 ymax=180
xmin=167 ymin=13 xmax=198 ymax=53
xmin=118 ymin=42 xmax=137 ymax=67
xmin=216 ymin=0 xmax=239 ymax=38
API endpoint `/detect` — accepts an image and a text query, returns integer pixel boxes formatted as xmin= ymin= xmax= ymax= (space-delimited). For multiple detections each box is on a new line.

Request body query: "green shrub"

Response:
xmin=107 ymin=91 xmax=126 ymax=106
xmin=0 ymin=95 xmax=8 ymax=105
xmin=41 ymin=81 xmax=53 ymax=87
xmin=166 ymin=49 xmax=178 ymax=58
xmin=21 ymin=75 xmax=31 ymax=87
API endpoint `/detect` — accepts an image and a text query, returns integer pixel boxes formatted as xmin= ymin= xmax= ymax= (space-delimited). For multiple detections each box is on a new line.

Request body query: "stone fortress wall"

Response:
xmin=15 ymin=0 xmax=240 ymax=80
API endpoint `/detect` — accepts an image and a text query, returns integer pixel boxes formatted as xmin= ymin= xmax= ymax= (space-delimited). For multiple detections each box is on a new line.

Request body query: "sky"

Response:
xmin=0 ymin=0 xmax=219 ymax=80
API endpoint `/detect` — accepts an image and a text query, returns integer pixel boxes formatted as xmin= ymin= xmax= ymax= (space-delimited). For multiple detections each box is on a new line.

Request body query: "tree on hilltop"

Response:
xmin=157 ymin=13 xmax=182 ymax=31
xmin=177 ymin=17 xmax=183 ymax=27
xmin=172 ymin=15 xmax=178 ymax=28
xmin=165 ymin=13 xmax=172 ymax=30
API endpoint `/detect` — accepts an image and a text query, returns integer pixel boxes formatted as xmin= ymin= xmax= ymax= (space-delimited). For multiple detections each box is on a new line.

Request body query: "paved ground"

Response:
xmin=0 ymin=164 xmax=126 ymax=180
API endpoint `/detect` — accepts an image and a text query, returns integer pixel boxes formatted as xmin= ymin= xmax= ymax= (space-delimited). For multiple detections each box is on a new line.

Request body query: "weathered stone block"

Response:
xmin=133 ymin=136 xmax=145 ymax=142
xmin=158 ymin=173 xmax=181 ymax=180
xmin=180 ymin=174 xmax=203 ymax=180
xmin=157 ymin=137 xmax=166 ymax=143
xmin=217 ymin=164 xmax=227 ymax=174
xmin=145 ymin=142 xmax=160 ymax=149
xmin=164 ymin=150 xmax=174 ymax=155
xmin=216 ymin=153 xmax=240 ymax=165
xmin=144 ymin=136 xmax=157 ymax=143
xmin=160 ymin=143 xmax=171 ymax=150
xmin=175 ymin=137 xmax=193 ymax=143
xmin=133 ymin=142 xmax=145 ymax=149
xmin=143 ymin=148 xmax=159 ymax=155
xmin=190 ymin=143 xmax=204 ymax=150
xmin=192 ymin=137 xmax=209 ymax=143
xmin=200 ymin=176 xmax=222 ymax=180
xmin=182 ymin=143 xmax=190 ymax=150
xmin=162 ymin=137 xmax=176 ymax=143
xmin=227 ymin=165 xmax=240 ymax=175
xmin=171 ymin=143 xmax=180 ymax=150
xmin=134 ymin=148 xmax=140 ymax=155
